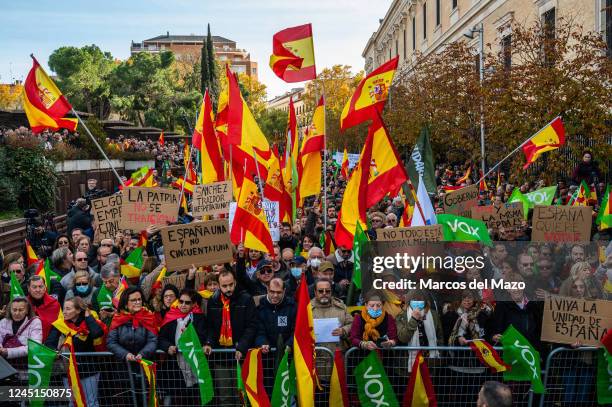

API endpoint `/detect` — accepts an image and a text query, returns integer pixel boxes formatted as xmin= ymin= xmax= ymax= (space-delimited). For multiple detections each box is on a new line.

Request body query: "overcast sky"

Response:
xmin=1 ymin=0 xmax=392 ymax=99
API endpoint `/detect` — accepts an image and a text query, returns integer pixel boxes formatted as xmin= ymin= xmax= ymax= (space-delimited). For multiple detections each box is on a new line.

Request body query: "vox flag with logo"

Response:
xmin=340 ymin=56 xmax=398 ymax=131
xmin=522 ymin=116 xmax=565 ymax=169
xmin=354 ymin=351 xmax=399 ymax=407
xmin=524 ymin=186 xmax=557 ymax=208
xmin=501 ymin=325 xmax=544 ymax=393
xmin=270 ymin=23 xmax=316 ymax=83
xmin=436 ymin=214 xmax=492 ymax=246
xmin=22 ymin=56 xmax=78 ymax=133
xmin=28 ymin=339 xmax=57 ymax=407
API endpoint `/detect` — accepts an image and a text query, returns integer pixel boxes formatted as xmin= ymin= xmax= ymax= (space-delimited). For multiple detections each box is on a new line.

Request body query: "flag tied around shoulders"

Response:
xmin=22 ymin=56 xmax=78 ymax=133
xmin=522 ymin=116 xmax=565 ymax=169
xmin=596 ymin=185 xmax=611 ymax=230
xmin=294 ymin=273 xmax=316 ymax=407
xmin=403 ymin=351 xmax=437 ymax=407
xmin=10 ymin=271 xmax=25 ymax=300
xmin=501 ymin=325 xmax=544 ymax=393
xmin=329 ymin=348 xmax=349 ymax=407
xmin=271 ymin=347 xmax=297 ymax=407
xmin=597 ymin=348 xmax=612 ymax=404
xmin=241 ymin=348 xmax=271 ymax=407
xmin=138 ymin=358 xmax=159 ymax=407
xmin=340 ymin=56 xmax=398 ymax=131
xmin=436 ymin=214 xmax=492 ymax=246
xmin=354 ymin=350 xmax=399 ymax=407
xmin=28 ymin=339 xmax=58 ymax=407
xmin=468 ymin=339 xmax=510 ymax=373
xmin=177 ymin=323 xmax=214 ymax=405
xmin=64 ymin=334 xmax=87 ymax=407
xmin=269 ymin=23 xmax=316 ymax=83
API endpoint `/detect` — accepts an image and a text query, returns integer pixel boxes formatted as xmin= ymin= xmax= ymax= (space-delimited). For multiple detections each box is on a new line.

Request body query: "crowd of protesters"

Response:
xmin=0 ymin=148 xmax=609 ymax=406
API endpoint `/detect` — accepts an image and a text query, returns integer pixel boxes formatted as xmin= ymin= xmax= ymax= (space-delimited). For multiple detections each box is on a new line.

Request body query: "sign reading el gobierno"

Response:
xmin=91 ymin=194 xmax=122 ymax=243
xmin=160 ymin=219 xmax=233 ymax=270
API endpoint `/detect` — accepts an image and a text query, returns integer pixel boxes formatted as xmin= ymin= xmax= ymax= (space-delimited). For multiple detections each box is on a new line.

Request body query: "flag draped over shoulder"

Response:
xmin=298 ymin=96 xmax=325 ymax=204
xmin=194 ymin=90 xmax=225 ymax=184
xmin=294 ymin=273 xmax=316 ymax=407
xmin=468 ymin=339 xmax=509 ymax=373
xmin=340 ymin=56 xmax=398 ymax=131
xmin=22 ymin=56 xmax=78 ymax=133
xmin=241 ymin=348 xmax=271 ymax=407
xmin=522 ymin=116 xmax=565 ymax=169
xmin=403 ymin=351 xmax=437 ymax=407
xmin=354 ymin=351 xmax=399 ymax=407
xmin=329 ymin=348 xmax=349 ymax=407
xmin=269 ymin=23 xmax=316 ymax=83
xmin=501 ymin=325 xmax=544 ymax=393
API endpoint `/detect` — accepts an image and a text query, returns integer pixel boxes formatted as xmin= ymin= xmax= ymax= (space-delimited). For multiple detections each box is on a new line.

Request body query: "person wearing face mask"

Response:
xmin=60 ymin=251 xmax=101 ymax=292
xmin=255 ymin=278 xmax=296 ymax=353
xmin=305 ymin=246 xmax=324 ymax=283
xmin=204 ymin=270 xmax=257 ymax=405
xmin=285 ymin=256 xmax=307 ymax=297
xmin=64 ymin=270 xmax=96 ymax=306
xmin=350 ymin=292 xmax=398 ymax=351
xmin=326 ymin=245 xmax=354 ymax=290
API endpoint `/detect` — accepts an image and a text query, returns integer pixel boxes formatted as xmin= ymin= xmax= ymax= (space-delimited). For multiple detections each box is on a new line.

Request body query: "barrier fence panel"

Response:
xmin=539 ymin=347 xmax=599 ymax=407
xmin=344 ymin=346 xmax=532 ymax=407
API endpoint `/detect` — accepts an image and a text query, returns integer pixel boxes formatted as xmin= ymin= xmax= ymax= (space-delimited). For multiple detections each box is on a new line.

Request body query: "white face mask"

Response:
xmin=309 ymin=258 xmax=321 ymax=269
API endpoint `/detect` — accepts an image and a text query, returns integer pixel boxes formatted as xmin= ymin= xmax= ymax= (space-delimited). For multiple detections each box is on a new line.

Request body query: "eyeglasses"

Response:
xmin=75 ymin=282 xmax=89 ymax=287
xmin=58 ymin=241 xmax=69 ymax=246
xmin=76 ymin=258 xmax=88 ymax=262
xmin=317 ymin=289 xmax=332 ymax=294
xmin=128 ymin=297 xmax=142 ymax=303
xmin=179 ymin=300 xmax=192 ymax=305
xmin=259 ymin=268 xmax=273 ymax=274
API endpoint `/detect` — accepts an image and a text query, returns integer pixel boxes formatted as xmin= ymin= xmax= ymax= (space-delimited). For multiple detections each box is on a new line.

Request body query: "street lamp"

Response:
xmin=464 ymin=23 xmax=486 ymax=177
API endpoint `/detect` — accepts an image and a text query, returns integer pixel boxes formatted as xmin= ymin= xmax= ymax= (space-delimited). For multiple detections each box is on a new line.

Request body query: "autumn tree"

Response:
xmin=0 ymin=83 xmax=22 ymax=110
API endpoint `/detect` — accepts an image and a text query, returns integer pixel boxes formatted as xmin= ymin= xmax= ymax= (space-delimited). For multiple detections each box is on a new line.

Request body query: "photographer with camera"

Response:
xmin=67 ymin=198 xmax=93 ymax=240
xmin=24 ymin=209 xmax=57 ymax=260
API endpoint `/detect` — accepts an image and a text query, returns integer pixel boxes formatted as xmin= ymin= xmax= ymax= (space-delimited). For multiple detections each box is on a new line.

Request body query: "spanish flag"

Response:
xmin=403 ymin=351 xmax=437 ymax=407
xmin=36 ymin=259 xmax=61 ymax=294
xmin=194 ymin=90 xmax=225 ymax=184
xmin=399 ymin=191 xmax=414 ymax=227
xmin=171 ymin=176 xmax=195 ymax=195
xmin=64 ymin=334 xmax=87 ymax=407
xmin=265 ymin=145 xmax=292 ymax=224
xmin=366 ymin=114 xmax=408 ymax=207
xmin=335 ymin=130 xmax=374 ymax=249
xmin=137 ymin=230 xmax=148 ymax=248
xmin=320 ymin=231 xmax=336 ymax=257
xmin=294 ymin=273 xmax=316 ymax=407
xmin=456 ymin=166 xmax=471 ymax=184
xmin=138 ymin=358 xmax=159 ymax=407
xmin=120 ymin=166 xmax=155 ymax=189
xmin=478 ymin=170 xmax=489 ymax=193
xmin=596 ymin=185 xmax=611 ymax=230
xmin=158 ymin=131 xmax=164 ymax=146
xmin=468 ymin=339 xmax=510 ymax=373
xmin=522 ymin=116 xmax=565 ymax=169
xmin=340 ymin=56 xmax=398 ymax=131
xmin=329 ymin=348 xmax=349 ymax=407
xmin=25 ymin=239 xmax=39 ymax=267
xmin=22 ymin=56 xmax=78 ymax=133
xmin=112 ymin=276 xmax=129 ymax=308
xmin=269 ymin=23 xmax=316 ymax=83
xmin=151 ymin=267 xmax=167 ymax=297
xmin=340 ymin=147 xmax=349 ymax=179
xmin=298 ymin=96 xmax=325 ymax=204
xmin=241 ymin=348 xmax=271 ymax=407
xmin=230 ymin=174 xmax=274 ymax=254
xmin=572 ymin=180 xmax=595 ymax=207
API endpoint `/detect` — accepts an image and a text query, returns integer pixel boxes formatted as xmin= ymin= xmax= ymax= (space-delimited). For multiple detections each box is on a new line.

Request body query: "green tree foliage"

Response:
xmin=0 ymin=147 xmax=19 ymax=211
xmin=200 ymin=24 xmax=220 ymax=110
xmin=257 ymin=108 xmax=287 ymax=146
xmin=48 ymin=45 xmax=115 ymax=119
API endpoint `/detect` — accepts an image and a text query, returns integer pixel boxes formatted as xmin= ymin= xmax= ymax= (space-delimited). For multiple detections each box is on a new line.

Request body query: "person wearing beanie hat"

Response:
xmin=349 ymin=290 xmax=398 ymax=350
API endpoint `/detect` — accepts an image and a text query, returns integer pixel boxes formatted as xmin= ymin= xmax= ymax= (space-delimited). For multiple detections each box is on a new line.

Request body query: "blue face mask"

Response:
xmin=290 ymin=267 xmax=302 ymax=278
xmin=410 ymin=300 xmax=425 ymax=310
xmin=76 ymin=285 xmax=90 ymax=295
xmin=367 ymin=308 xmax=382 ymax=318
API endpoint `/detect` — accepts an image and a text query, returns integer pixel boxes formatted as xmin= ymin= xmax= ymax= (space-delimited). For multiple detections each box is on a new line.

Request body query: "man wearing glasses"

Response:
xmin=60 ymin=250 xmax=102 ymax=291
xmin=237 ymin=259 xmax=276 ymax=297
xmin=255 ymin=278 xmax=296 ymax=353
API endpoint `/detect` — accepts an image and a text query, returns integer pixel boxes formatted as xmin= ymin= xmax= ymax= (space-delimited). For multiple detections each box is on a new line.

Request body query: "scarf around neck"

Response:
xmin=361 ymin=308 xmax=386 ymax=342
xmin=219 ymin=294 xmax=233 ymax=346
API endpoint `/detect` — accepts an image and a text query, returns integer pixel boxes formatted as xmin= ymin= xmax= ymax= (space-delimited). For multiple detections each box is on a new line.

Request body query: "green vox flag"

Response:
xmin=436 ymin=214 xmax=492 ymax=246
xmin=28 ymin=339 xmax=58 ymax=407
xmin=407 ymin=127 xmax=436 ymax=195
xmin=352 ymin=222 xmax=369 ymax=290
xmin=96 ymin=284 xmax=114 ymax=309
xmin=597 ymin=348 xmax=612 ymax=404
xmin=10 ymin=271 xmax=25 ymax=300
xmin=44 ymin=258 xmax=62 ymax=294
xmin=271 ymin=347 xmax=296 ymax=407
xmin=354 ymin=351 xmax=399 ymax=407
xmin=524 ymin=186 xmax=557 ymax=208
xmin=501 ymin=325 xmax=544 ymax=394
xmin=508 ymin=188 xmax=530 ymax=220
xmin=177 ymin=323 xmax=214 ymax=405
xmin=236 ymin=360 xmax=248 ymax=406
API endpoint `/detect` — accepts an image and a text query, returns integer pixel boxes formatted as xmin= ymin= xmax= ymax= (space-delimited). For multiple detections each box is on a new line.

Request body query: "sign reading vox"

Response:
xmin=91 ymin=194 xmax=122 ymax=243
xmin=160 ymin=219 xmax=233 ymax=270
xmin=119 ymin=187 xmax=179 ymax=231
xmin=191 ymin=181 xmax=232 ymax=217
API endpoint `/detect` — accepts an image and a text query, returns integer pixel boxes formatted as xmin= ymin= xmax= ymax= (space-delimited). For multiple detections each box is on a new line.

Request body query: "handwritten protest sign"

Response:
xmin=191 ymin=181 xmax=232 ymax=217
xmin=541 ymin=295 xmax=612 ymax=347
xmin=531 ymin=205 xmax=592 ymax=242
xmin=160 ymin=219 xmax=233 ymax=270
xmin=443 ymin=184 xmax=479 ymax=217
xmin=228 ymin=199 xmax=280 ymax=241
xmin=376 ymin=225 xmax=443 ymax=243
xmin=119 ymin=187 xmax=179 ymax=231
xmin=470 ymin=202 xmax=523 ymax=232
xmin=91 ymin=195 xmax=122 ymax=242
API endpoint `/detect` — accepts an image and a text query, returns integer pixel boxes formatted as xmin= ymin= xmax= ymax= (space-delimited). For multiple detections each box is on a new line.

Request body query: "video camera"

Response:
xmin=24 ymin=209 xmax=56 ymax=259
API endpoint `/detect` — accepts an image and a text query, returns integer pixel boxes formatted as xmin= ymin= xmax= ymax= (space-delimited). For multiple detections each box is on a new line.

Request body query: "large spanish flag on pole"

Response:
xmin=241 ymin=348 xmax=271 ymax=407
xmin=522 ymin=116 xmax=565 ymax=169
xmin=329 ymin=348 xmax=349 ymax=407
xmin=294 ymin=273 xmax=316 ymax=407
xmin=270 ymin=24 xmax=316 ymax=83
xmin=340 ymin=56 xmax=398 ymax=131
xmin=265 ymin=145 xmax=292 ymax=223
xmin=194 ymin=90 xmax=225 ymax=184
xmin=298 ymin=96 xmax=325 ymax=204
xmin=340 ymin=147 xmax=349 ymax=179
xmin=22 ymin=56 xmax=78 ymax=133
xmin=283 ymin=98 xmax=299 ymax=216
xmin=366 ymin=114 xmax=408 ymax=207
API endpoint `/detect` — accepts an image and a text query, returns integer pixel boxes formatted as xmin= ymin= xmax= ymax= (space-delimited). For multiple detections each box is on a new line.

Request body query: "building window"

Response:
xmin=403 ymin=29 xmax=407 ymax=59
xmin=502 ymin=34 xmax=512 ymax=70
xmin=452 ymin=0 xmax=458 ymax=10
xmin=395 ymin=39 xmax=399 ymax=56
xmin=606 ymin=0 xmax=612 ymax=58
xmin=412 ymin=16 xmax=416 ymax=49
xmin=423 ymin=3 xmax=427 ymax=39
xmin=542 ymin=7 xmax=556 ymax=66
xmin=436 ymin=0 xmax=441 ymax=27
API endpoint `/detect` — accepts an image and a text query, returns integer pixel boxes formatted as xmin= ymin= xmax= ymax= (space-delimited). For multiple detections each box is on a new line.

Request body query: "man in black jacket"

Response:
xmin=204 ymin=270 xmax=258 ymax=405
xmin=255 ymin=278 xmax=296 ymax=352
xmin=67 ymin=198 xmax=93 ymax=237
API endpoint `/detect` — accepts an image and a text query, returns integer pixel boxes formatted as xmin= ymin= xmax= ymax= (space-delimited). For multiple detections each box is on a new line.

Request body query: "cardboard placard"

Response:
xmin=443 ymin=184 xmax=479 ymax=217
xmin=119 ymin=187 xmax=179 ymax=231
xmin=91 ymin=194 xmax=122 ymax=243
xmin=541 ymin=295 xmax=612 ymax=347
xmin=376 ymin=225 xmax=443 ymax=243
xmin=160 ymin=219 xmax=233 ymax=270
xmin=191 ymin=181 xmax=232 ymax=217
xmin=470 ymin=202 xmax=523 ymax=232
xmin=228 ymin=199 xmax=280 ymax=242
xmin=531 ymin=205 xmax=592 ymax=242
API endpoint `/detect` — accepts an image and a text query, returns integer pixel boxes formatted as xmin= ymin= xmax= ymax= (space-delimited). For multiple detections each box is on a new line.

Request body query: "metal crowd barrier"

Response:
xmin=4 ymin=346 xmax=602 ymax=406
